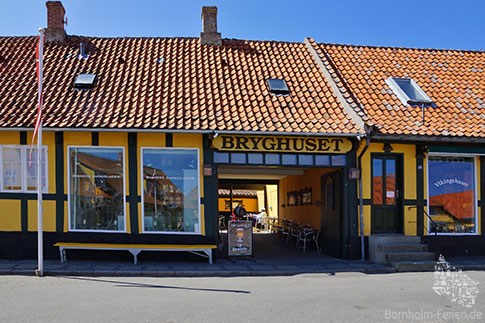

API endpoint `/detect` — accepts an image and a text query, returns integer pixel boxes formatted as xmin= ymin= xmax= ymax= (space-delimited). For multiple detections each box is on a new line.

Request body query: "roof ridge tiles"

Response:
xmin=316 ymin=41 xmax=484 ymax=54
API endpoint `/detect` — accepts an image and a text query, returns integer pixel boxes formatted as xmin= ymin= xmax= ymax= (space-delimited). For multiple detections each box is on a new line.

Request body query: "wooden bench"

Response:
xmin=54 ymin=243 xmax=216 ymax=265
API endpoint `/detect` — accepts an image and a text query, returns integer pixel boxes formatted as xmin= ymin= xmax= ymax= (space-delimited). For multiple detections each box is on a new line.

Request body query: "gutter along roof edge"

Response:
xmin=0 ymin=127 xmax=365 ymax=137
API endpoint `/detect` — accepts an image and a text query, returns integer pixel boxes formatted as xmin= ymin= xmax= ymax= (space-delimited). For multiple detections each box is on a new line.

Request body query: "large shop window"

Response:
xmin=0 ymin=145 xmax=48 ymax=193
xmin=428 ymin=156 xmax=477 ymax=234
xmin=141 ymin=148 xmax=200 ymax=234
xmin=68 ymin=147 xmax=126 ymax=232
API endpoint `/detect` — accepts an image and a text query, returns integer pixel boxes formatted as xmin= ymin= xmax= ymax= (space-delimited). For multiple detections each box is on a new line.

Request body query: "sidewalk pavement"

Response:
xmin=0 ymin=257 xmax=396 ymax=277
xmin=0 ymin=256 xmax=483 ymax=278
xmin=1 ymin=232 xmax=483 ymax=277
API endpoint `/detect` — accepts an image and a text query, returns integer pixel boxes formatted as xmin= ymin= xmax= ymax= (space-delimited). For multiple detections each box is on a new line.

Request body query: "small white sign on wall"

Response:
xmin=386 ymin=191 xmax=395 ymax=198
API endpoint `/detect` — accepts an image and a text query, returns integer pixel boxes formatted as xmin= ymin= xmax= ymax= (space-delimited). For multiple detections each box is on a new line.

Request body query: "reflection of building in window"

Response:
xmin=372 ymin=176 xmax=395 ymax=205
xmin=428 ymin=156 xmax=475 ymax=233
xmin=430 ymin=191 xmax=474 ymax=233
xmin=69 ymin=148 xmax=125 ymax=231
xmin=142 ymin=149 xmax=199 ymax=233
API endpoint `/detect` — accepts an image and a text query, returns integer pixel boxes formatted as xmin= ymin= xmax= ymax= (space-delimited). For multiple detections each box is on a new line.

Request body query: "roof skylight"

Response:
xmin=386 ymin=77 xmax=432 ymax=106
xmin=267 ymin=79 xmax=290 ymax=95
xmin=74 ymin=74 xmax=97 ymax=89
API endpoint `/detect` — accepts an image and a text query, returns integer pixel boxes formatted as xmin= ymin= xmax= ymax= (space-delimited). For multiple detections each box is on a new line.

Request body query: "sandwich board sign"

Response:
xmin=228 ymin=220 xmax=253 ymax=257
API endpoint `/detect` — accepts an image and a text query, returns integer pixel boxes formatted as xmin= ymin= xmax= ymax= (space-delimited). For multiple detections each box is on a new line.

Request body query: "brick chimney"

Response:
xmin=200 ymin=6 xmax=221 ymax=46
xmin=45 ymin=1 xmax=66 ymax=42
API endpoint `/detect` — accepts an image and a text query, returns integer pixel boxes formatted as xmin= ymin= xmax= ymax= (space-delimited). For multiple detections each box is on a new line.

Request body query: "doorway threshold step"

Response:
xmin=386 ymin=252 xmax=435 ymax=262
xmin=391 ymin=260 xmax=436 ymax=272
xmin=369 ymin=235 xmax=421 ymax=245
xmin=379 ymin=244 xmax=428 ymax=253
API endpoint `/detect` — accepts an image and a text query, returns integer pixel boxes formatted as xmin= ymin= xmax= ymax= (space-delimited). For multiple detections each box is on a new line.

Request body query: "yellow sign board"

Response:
xmin=212 ymin=135 xmax=352 ymax=154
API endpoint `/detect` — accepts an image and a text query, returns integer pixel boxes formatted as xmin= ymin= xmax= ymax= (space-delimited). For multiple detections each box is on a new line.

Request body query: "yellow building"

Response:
xmin=0 ymin=2 xmax=483 ymax=263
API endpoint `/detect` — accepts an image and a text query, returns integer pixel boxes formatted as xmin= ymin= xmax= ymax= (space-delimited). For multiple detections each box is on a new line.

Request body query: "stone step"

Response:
xmin=387 ymin=252 xmax=436 ymax=262
xmin=379 ymin=244 xmax=428 ymax=253
xmin=392 ymin=261 xmax=436 ymax=272
xmin=369 ymin=235 xmax=421 ymax=245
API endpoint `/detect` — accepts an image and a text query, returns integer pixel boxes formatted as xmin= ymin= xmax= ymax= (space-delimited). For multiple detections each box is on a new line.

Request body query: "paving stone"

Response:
xmin=273 ymin=265 xmax=300 ymax=270
xmin=45 ymin=264 xmax=69 ymax=270
xmin=222 ymin=265 xmax=249 ymax=271
xmin=148 ymin=266 xmax=172 ymax=272
xmin=248 ymin=265 xmax=275 ymax=271
xmin=14 ymin=264 xmax=37 ymax=269
xmin=0 ymin=264 xmax=15 ymax=269
xmin=93 ymin=266 xmax=119 ymax=271
xmin=173 ymin=266 xmax=195 ymax=271
xmin=194 ymin=266 xmax=225 ymax=271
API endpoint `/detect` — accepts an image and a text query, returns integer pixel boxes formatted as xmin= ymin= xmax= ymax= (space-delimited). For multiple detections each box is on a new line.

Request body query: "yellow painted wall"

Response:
xmin=0 ymin=131 xmax=209 ymax=237
xmin=27 ymin=200 xmax=56 ymax=232
xmin=266 ymin=185 xmax=278 ymax=218
xmin=0 ymin=200 xmax=21 ymax=231
xmin=125 ymin=202 xmax=130 ymax=233
xmin=278 ymin=168 xmax=333 ymax=228
xmin=257 ymin=190 xmax=265 ymax=211
xmin=0 ymin=132 xmax=19 ymax=144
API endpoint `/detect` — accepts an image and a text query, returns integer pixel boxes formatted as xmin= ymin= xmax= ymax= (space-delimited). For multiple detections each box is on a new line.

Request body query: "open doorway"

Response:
xmin=217 ymin=166 xmax=343 ymax=261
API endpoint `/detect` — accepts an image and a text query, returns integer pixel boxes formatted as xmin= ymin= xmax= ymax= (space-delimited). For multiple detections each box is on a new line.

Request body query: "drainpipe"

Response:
xmin=358 ymin=136 xmax=370 ymax=261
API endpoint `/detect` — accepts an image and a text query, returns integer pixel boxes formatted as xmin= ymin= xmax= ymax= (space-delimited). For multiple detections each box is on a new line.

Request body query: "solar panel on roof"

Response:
xmin=74 ymin=74 xmax=97 ymax=89
xmin=267 ymin=79 xmax=290 ymax=94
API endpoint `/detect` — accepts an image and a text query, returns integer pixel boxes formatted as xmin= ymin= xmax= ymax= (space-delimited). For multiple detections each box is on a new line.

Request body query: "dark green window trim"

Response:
xmin=429 ymin=145 xmax=485 ymax=155
xmin=91 ymin=132 xmax=99 ymax=146
xmin=128 ymin=133 xmax=138 ymax=235
xmin=165 ymin=133 xmax=173 ymax=147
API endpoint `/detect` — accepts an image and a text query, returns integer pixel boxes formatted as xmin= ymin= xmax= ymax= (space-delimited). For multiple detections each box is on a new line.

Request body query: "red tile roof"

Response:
xmin=314 ymin=41 xmax=485 ymax=138
xmin=0 ymin=36 xmax=363 ymax=135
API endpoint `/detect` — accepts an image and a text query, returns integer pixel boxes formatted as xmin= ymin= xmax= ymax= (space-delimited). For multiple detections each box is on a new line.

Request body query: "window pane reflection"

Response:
xmin=142 ymin=149 xmax=200 ymax=233
xmin=69 ymin=147 xmax=125 ymax=231
xmin=372 ymin=158 xmax=383 ymax=205
xmin=385 ymin=159 xmax=396 ymax=205
xmin=428 ymin=156 xmax=476 ymax=233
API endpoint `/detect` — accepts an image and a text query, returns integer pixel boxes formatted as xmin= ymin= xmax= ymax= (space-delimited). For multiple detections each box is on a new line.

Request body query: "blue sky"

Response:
xmin=0 ymin=0 xmax=483 ymax=50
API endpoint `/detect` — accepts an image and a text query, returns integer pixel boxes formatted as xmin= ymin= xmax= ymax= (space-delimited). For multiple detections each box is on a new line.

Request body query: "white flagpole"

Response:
xmin=36 ymin=29 xmax=44 ymax=277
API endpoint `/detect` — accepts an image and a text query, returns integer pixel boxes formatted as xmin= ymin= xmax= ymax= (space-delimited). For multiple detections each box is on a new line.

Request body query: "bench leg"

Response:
xmin=128 ymin=249 xmax=142 ymax=265
xmin=59 ymin=247 xmax=66 ymax=263
xmin=207 ymin=249 xmax=212 ymax=265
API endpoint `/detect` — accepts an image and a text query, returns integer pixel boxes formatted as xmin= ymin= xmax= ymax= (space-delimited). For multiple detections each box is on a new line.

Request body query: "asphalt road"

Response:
xmin=0 ymin=271 xmax=483 ymax=323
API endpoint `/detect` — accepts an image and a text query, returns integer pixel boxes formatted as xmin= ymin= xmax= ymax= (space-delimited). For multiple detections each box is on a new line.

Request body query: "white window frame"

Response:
xmin=67 ymin=145 xmax=127 ymax=233
xmin=140 ymin=147 xmax=201 ymax=235
xmin=0 ymin=145 xmax=49 ymax=193
xmin=426 ymin=153 xmax=478 ymax=236
xmin=386 ymin=77 xmax=433 ymax=106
